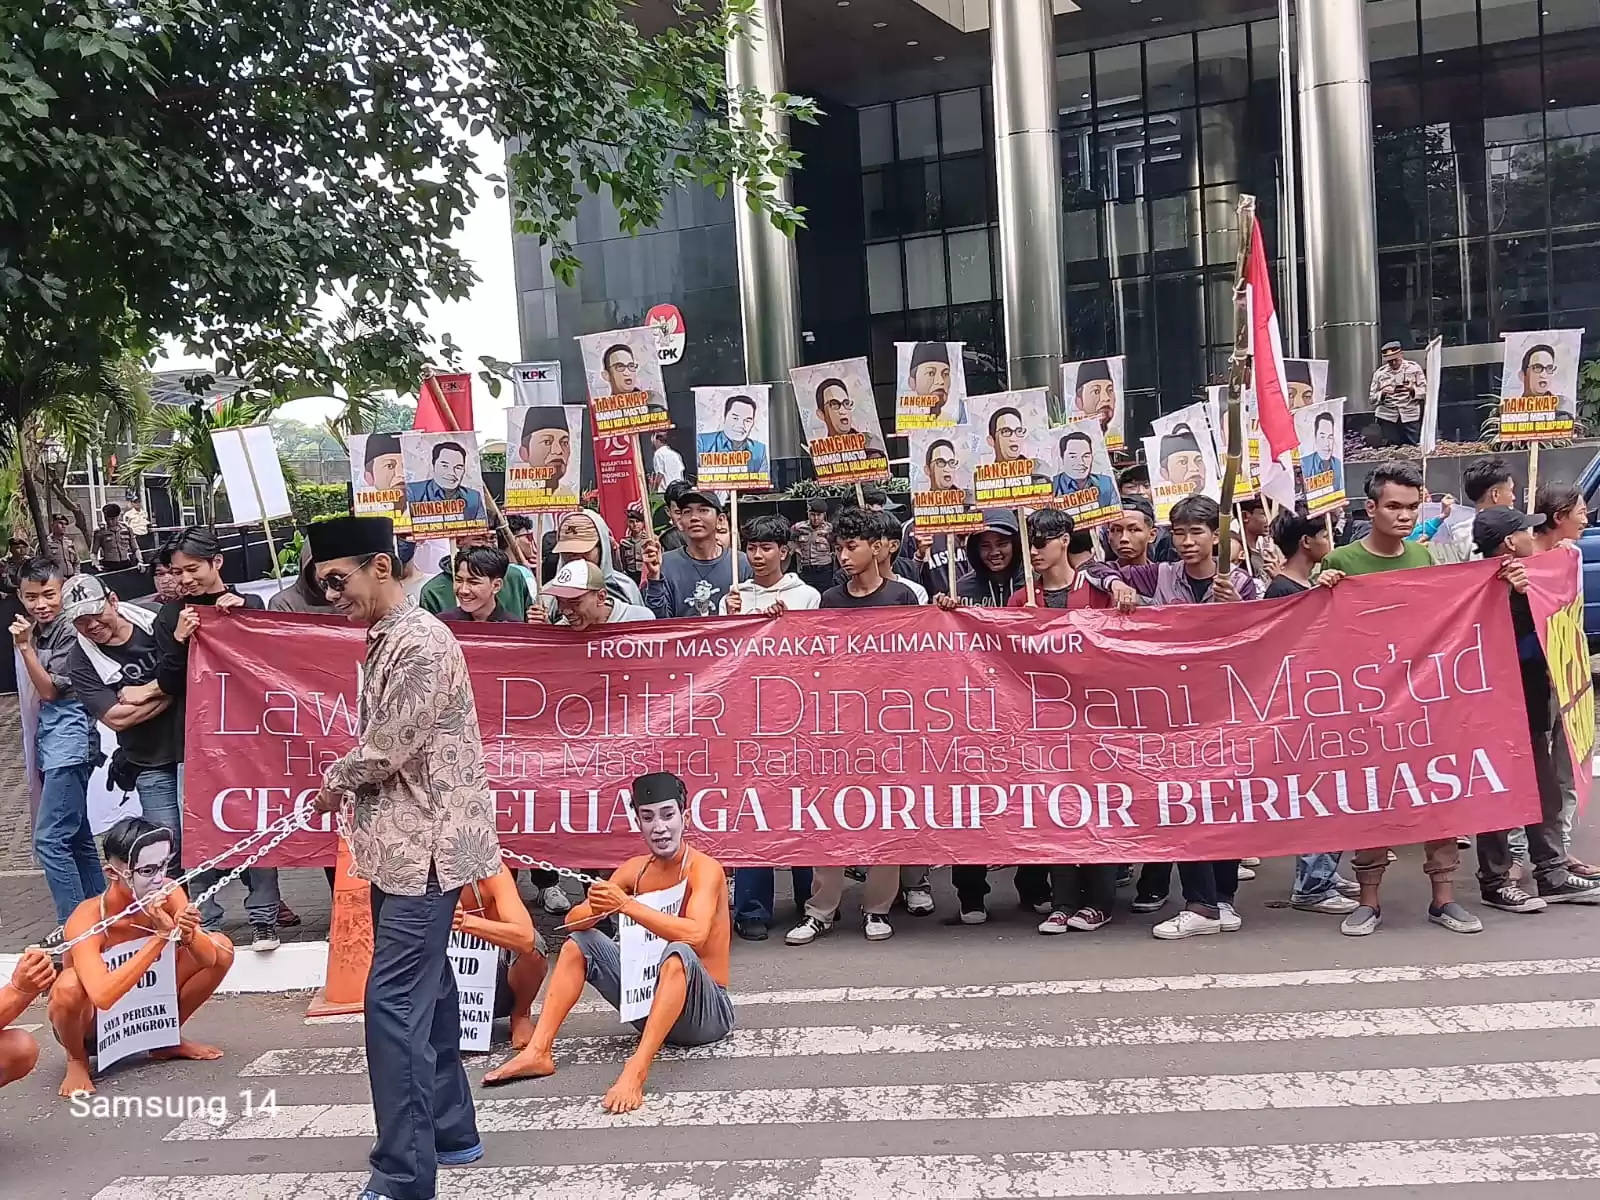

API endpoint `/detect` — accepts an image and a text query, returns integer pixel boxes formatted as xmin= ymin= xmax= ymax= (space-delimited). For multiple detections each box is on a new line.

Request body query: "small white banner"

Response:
xmin=95 ymin=937 xmax=180 ymax=1070
xmin=618 ymin=880 xmax=687 ymax=1024
xmin=448 ymin=930 xmax=499 ymax=1053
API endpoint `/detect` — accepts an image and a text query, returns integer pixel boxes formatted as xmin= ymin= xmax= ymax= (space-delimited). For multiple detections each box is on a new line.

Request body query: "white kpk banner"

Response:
xmin=448 ymin=930 xmax=499 ymax=1052
xmin=618 ymin=880 xmax=687 ymax=1024
xmin=96 ymin=937 xmax=180 ymax=1069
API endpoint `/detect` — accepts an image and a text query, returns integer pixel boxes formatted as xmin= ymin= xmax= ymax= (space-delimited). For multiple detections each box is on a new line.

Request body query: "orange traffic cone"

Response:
xmin=306 ymin=837 xmax=373 ymax=1017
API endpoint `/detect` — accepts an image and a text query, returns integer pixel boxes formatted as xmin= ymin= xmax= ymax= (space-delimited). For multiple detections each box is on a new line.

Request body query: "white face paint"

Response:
xmin=113 ymin=839 xmax=173 ymax=905
xmin=637 ymin=800 xmax=685 ymax=860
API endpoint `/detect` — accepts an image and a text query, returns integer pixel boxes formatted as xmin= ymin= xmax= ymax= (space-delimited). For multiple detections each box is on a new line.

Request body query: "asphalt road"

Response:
xmin=5 ymin=854 xmax=1600 ymax=1199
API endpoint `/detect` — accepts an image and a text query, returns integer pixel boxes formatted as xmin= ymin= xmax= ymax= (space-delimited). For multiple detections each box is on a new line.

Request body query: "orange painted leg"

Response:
xmin=0 ymin=1027 xmax=40 ymax=1089
xmin=47 ymin=968 xmax=96 ymax=1097
xmin=601 ymin=953 xmax=687 ymax=1114
xmin=506 ymin=953 xmax=549 ymax=1051
xmin=150 ymin=934 xmax=233 ymax=1062
xmin=483 ymin=938 xmax=584 ymax=1085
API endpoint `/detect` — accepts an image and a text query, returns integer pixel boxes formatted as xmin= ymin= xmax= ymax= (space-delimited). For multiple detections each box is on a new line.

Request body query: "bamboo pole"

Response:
xmin=1018 ymin=508 xmax=1037 ymax=606
xmin=729 ymin=490 xmax=741 ymax=594
xmin=1527 ymin=441 xmax=1541 ymax=514
xmin=419 ymin=368 xmax=529 ymax=568
xmin=1217 ymin=195 xmax=1258 ymax=563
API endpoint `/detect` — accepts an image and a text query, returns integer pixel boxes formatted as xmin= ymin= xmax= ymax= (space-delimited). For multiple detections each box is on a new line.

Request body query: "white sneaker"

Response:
xmin=1235 ymin=865 xmax=1257 ymax=881
xmin=785 ymin=914 xmax=833 ymax=946
xmin=542 ymin=886 xmax=573 ymax=915
xmin=1218 ymin=902 xmax=1242 ymax=932
xmin=1240 ymin=858 xmax=1261 ymax=868
xmin=1038 ymin=910 xmax=1071 ymax=935
xmin=1293 ymin=893 xmax=1360 ymax=915
xmin=863 ymin=913 xmax=894 ymax=941
xmin=903 ymin=887 xmax=935 ymax=916
xmin=1152 ymin=910 xmax=1223 ymax=940
xmin=1334 ymin=875 xmax=1361 ymax=897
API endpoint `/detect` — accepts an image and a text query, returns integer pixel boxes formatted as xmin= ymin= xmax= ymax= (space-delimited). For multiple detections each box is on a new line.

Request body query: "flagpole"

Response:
xmin=1219 ymin=195 xmax=1259 ymax=561
xmin=1277 ymin=0 xmax=1300 ymax=354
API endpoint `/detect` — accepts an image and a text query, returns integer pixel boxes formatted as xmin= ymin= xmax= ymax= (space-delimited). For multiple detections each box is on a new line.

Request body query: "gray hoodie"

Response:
xmin=536 ymin=509 xmax=648 ymax=621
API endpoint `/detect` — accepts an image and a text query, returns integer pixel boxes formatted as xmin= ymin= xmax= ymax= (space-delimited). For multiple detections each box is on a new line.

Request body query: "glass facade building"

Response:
xmin=513 ymin=0 xmax=1600 ymax=466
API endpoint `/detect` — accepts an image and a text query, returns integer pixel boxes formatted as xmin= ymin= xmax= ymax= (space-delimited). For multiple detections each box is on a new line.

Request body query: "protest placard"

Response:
xmin=618 ymin=880 xmax=687 ymax=1023
xmin=400 ymin=430 xmax=488 ymax=537
xmin=1294 ymin=398 xmax=1348 ymax=517
xmin=578 ymin=328 xmax=670 ymax=437
xmin=504 ymin=406 xmax=583 ymax=515
xmin=694 ymin=386 xmax=773 ymax=491
xmin=1498 ymin=328 xmax=1583 ymax=444
xmin=448 ymin=930 xmax=499 ymax=1052
xmin=349 ymin=433 xmax=412 ymax=533
xmin=1059 ymin=357 xmax=1127 ymax=450
xmin=908 ymin=426 xmax=983 ymax=535
xmin=967 ymin=389 xmax=1054 ymax=508
xmin=790 ymin=358 xmax=890 ymax=485
xmin=1045 ymin=417 xmax=1120 ymax=530
xmin=895 ymin=341 xmax=967 ymax=431
xmin=95 ymin=938 xmax=180 ymax=1070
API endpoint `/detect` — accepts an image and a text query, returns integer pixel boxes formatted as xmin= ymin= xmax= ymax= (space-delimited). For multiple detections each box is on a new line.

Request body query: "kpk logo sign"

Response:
xmin=647 ymin=303 xmax=686 ymax=365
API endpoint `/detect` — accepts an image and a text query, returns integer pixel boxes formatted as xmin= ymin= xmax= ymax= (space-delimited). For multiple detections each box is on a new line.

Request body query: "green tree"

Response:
xmin=2 ymin=0 xmax=815 ymax=494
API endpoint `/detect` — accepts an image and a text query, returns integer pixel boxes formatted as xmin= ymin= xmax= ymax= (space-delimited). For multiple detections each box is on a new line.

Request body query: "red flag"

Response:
xmin=414 ymin=372 xmax=474 ymax=432
xmin=1246 ymin=223 xmax=1296 ymax=461
xmin=594 ymin=433 xmax=643 ymax=540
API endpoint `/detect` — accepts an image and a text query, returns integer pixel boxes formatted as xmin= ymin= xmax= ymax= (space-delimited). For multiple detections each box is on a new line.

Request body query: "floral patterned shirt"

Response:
xmin=324 ymin=599 xmax=501 ymax=895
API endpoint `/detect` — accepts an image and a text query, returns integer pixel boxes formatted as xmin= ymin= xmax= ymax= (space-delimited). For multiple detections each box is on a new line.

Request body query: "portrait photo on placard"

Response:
xmin=895 ymin=340 xmax=968 ymax=431
xmin=401 ymin=430 xmax=487 ymax=534
xmin=1282 ymin=358 xmax=1329 ymax=411
xmin=504 ymin=405 xmax=583 ymax=514
xmin=790 ymin=357 xmax=890 ymax=484
xmin=1059 ymin=356 xmax=1127 ymax=450
xmin=1205 ymin=384 xmax=1263 ymax=498
xmin=1047 ymin=417 xmax=1120 ymax=529
xmin=908 ymin=427 xmax=983 ymax=535
xmin=1498 ymin=328 xmax=1583 ymax=443
xmin=967 ymin=388 xmax=1054 ymax=507
xmin=349 ymin=431 xmax=412 ymax=532
xmin=1147 ymin=402 xmax=1220 ymax=523
xmin=1294 ymin=398 xmax=1347 ymax=516
xmin=577 ymin=327 xmax=669 ymax=437
xmin=694 ymin=385 xmax=772 ymax=491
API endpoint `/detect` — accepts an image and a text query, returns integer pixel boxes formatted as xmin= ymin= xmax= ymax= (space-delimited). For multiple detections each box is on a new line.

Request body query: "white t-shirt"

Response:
xmin=654 ymin=445 xmax=686 ymax=485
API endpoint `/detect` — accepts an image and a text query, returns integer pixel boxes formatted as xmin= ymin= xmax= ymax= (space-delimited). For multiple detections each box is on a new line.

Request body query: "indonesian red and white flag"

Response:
xmin=1246 ymin=222 xmax=1296 ymax=463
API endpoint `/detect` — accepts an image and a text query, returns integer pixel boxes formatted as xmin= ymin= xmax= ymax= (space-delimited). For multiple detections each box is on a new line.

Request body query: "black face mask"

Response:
xmin=396 ymin=537 xmax=417 ymax=566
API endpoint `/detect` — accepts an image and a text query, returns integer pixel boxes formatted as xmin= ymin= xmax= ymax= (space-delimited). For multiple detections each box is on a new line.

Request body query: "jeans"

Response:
xmin=1048 ymin=864 xmax=1115 ymax=915
xmin=733 ymin=867 xmax=813 ymax=924
xmin=1178 ymin=860 xmax=1239 ymax=918
xmin=34 ymin=763 xmax=103 ymax=922
xmin=193 ymin=867 xmax=282 ymax=929
xmin=1479 ymin=688 xmax=1570 ymax=892
xmin=568 ymin=928 xmax=735 ymax=1045
xmin=134 ymin=765 xmax=182 ymax=869
xmin=366 ymin=871 xmax=477 ymax=1200
xmin=1291 ymin=852 xmax=1344 ymax=903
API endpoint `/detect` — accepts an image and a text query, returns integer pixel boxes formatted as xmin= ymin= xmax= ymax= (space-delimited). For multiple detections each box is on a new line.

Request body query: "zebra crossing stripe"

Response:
xmin=90 ymin=1132 xmax=1600 ymax=1198
xmin=246 ymin=997 xmax=1600 ymax=1076
xmin=300 ymin=956 xmax=1600 ymax=1023
xmin=167 ymin=1056 xmax=1600 ymax=1140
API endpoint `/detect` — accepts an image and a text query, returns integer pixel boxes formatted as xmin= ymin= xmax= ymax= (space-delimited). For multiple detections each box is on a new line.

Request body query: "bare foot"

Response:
xmin=509 ymin=1014 xmax=535 ymax=1050
xmin=149 ymin=1040 xmax=223 ymax=1062
xmin=482 ymin=1047 xmax=555 ymax=1087
xmin=59 ymin=1062 xmax=95 ymax=1098
xmin=600 ymin=1065 xmax=647 ymax=1114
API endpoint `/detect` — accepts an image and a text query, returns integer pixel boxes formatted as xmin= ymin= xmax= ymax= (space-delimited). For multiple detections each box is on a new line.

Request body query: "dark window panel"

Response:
xmin=894 ymin=160 xmax=941 ymax=234
xmin=1065 ymin=283 xmax=1113 ymax=362
xmin=1154 ymin=273 xmax=1206 ymax=410
xmin=950 ymin=303 xmax=1003 ymax=393
xmin=1058 ymin=52 xmax=1094 ymax=128
xmin=1368 ymin=0 xmax=1420 ymax=63
xmin=1250 ymin=19 xmax=1281 ymax=82
xmin=1375 ymin=149 xmax=1429 ymax=247
xmin=1552 ymin=228 xmax=1600 ymax=315
xmin=1115 ymin=276 xmax=1156 ymax=394
xmin=1145 ymin=109 xmax=1196 ymax=198
xmin=1487 ymin=140 xmax=1548 ymax=233
xmin=1197 ymin=26 xmax=1250 ymax=104
xmin=1480 ymin=50 xmax=1545 ymax=114
xmin=1146 ymin=34 xmax=1197 ymax=112
xmin=1151 ymin=190 xmax=1201 ymax=274
xmin=1107 ymin=200 xmax=1149 ymax=278
xmin=1421 ymin=0 xmax=1482 ymax=54
xmin=1545 ymin=37 xmax=1600 ymax=113
xmin=1478 ymin=0 xmax=1540 ymax=44
xmin=1094 ymin=43 xmax=1143 ymax=122
xmin=1200 ymin=102 xmax=1248 ymax=185
xmin=904 ymin=306 xmax=951 ymax=344
xmin=1379 ymin=247 xmax=1432 ymax=346
xmin=940 ymin=89 xmax=984 ymax=155
xmin=1095 ymin=124 xmax=1146 ymax=200
xmin=863 ymin=170 xmax=898 ymax=241
xmin=1421 ymin=51 xmax=1485 ymax=122
xmin=940 ymin=155 xmax=989 ymax=229
xmin=1491 ymin=235 xmax=1551 ymax=324
xmin=1063 ymin=207 xmax=1108 ymax=284
xmin=869 ymin=314 xmax=906 ymax=386
xmin=1547 ymin=135 xmax=1600 ymax=226
xmin=1201 ymin=186 xmax=1240 ymax=269
xmin=860 ymin=105 xmax=895 ymax=168
xmin=896 ymin=97 xmax=939 ymax=161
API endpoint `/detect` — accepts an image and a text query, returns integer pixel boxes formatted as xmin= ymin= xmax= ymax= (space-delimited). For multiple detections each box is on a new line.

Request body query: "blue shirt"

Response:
xmin=1301 ymin=453 xmax=1344 ymax=493
xmin=697 ymin=431 xmax=769 ymax=476
xmin=1051 ymin=472 xmax=1117 ymax=508
xmin=406 ymin=480 xmax=485 ymax=521
xmin=32 ymin=616 xmax=95 ymax=770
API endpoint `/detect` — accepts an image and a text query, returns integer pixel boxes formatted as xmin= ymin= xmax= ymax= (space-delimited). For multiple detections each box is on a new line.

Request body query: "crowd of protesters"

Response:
xmin=12 ymin=454 xmax=1597 ymax=956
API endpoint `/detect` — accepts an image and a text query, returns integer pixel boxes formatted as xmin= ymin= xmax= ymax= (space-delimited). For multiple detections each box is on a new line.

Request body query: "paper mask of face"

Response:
xmin=116 ymin=838 xmax=174 ymax=905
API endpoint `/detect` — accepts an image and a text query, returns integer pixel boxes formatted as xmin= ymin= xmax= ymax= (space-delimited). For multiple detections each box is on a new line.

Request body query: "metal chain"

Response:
xmin=40 ymin=812 xmax=304 ymax=955
xmin=499 ymin=848 xmax=600 ymax=887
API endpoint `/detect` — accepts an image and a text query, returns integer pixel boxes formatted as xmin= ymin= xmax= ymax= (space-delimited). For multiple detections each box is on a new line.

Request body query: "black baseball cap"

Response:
xmin=676 ymin=488 xmax=724 ymax=514
xmin=1472 ymin=505 xmax=1545 ymax=556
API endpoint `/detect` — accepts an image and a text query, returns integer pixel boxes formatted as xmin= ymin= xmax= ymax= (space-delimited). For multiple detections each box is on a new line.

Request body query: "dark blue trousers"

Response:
xmin=365 ymin=872 xmax=478 ymax=1200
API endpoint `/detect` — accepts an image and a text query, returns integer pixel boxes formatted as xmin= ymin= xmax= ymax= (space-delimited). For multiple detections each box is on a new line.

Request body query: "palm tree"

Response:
xmin=120 ymin=394 xmax=279 ymax=526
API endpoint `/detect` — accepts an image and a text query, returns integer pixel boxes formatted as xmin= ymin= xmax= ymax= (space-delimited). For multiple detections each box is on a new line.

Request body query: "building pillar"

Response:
xmin=726 ymin=0 xmax=803 ymax=459
xmin=991 ymin=0 xmax=1066 ymax=390
xmin=1297 ymin=0 xmax=1379 ymax=410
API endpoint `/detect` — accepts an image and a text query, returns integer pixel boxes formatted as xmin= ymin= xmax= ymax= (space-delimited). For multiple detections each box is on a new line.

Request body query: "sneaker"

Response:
xmin=1429 ymin=901 xmax=1483 ymax=933
xmin=1240 ymin=857 xmax=1261 ymax=868
xmin=1538 ymin=876 xmax=1600 ymax=905
xmin=1292 ymin=893 xmax=1360 ymax=915
xmin=735 ymin=918 xmax=769 ymax=942
xmin=542 ymin=886 xmax=573 ymax=915
xmin=1067 ymin=907 xmax=1111 ymax=932
xmin=437 ymin=1142 xmax=484 ymax=1167
xmin=1455 ymin=835 xmax=1473 ymax=849
xmin=1038 ymin=910 xmax=1071 ymax=935
xmin=275 ymin=902 xmax=302 ymax=928
xmin=1235 ymin=865 xmax=1257 ymax=881
xmin=1334 ymin=875 xmax=1361 ymax=897
xmin=845 ymin=867 xmax=868 ymax=883
xmin=945 ymin=906 xmax=987 ymax=925
xmin=1567 ymin=858 xmax=1600 ymax=881
xmin=902 ymin=887 xmax=935 ymax=916
xmin=1386 ymin=850 xmax=1398 ymax=863
xmin=785 ymin=914 xmax=834 ymax=946
xmin=863 ymin=913 xmax=894 ymax=941
xmin=1340 ymin=905 xmax=1382 ymax=937
xmin=1481 ymin=883 xmax=1546 ymax=913
xmin=1218 ymin=902 xmax=1242 ymax=932
xmin=1115 ymin=867 xmax=1133 ymax=889
xmin=1131 ymin=893 xmax=1169 ymax=914
xmin=1152 ymin=910 xmax=1222 ymax=940
xmin=251 ymin=924 xmax=280 ymax=953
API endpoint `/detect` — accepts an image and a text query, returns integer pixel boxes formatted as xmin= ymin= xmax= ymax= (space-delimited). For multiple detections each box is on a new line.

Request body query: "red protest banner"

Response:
xmin=1526 ymin=547 xmax=1594 ymax=812
xmin=184 ymin=559 xmax=1546 ymax=869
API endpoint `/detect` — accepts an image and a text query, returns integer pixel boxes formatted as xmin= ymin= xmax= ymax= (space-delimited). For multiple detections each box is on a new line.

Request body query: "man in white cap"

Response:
xmin=543 ymin=560 xmax=655 ymax=629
